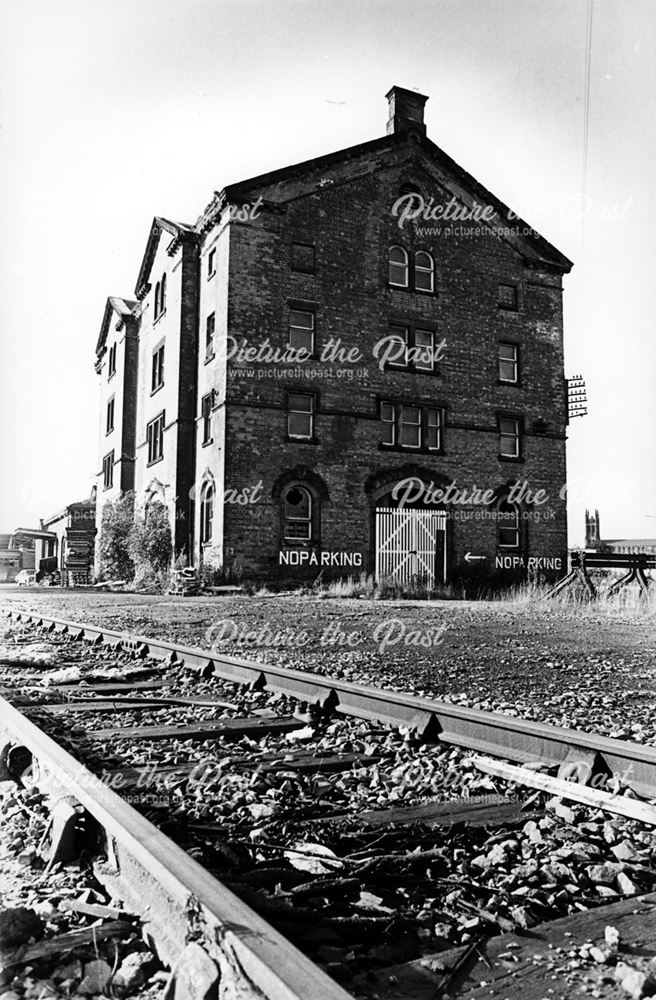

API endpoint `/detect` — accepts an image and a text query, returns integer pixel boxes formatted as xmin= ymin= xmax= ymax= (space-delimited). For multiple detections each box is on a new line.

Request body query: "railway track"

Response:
xmin=6 ymin=608 xmax=656 ymax=799
xmin=2 ymin=608 xmax=656 ymax=1000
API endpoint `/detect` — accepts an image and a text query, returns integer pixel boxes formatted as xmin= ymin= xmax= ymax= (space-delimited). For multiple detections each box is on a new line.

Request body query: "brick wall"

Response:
xmin=96 ymin=105 xmax=571 ymax=588
xmin=215 ymin=141 xmax=568 ymax=582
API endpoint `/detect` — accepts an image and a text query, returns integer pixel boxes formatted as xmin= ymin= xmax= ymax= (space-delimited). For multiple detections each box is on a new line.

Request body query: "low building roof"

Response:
xmin=603 ymin=538 xmax=656 ymax=547
xmin=11 ymin=528 xmax=57 ymax=540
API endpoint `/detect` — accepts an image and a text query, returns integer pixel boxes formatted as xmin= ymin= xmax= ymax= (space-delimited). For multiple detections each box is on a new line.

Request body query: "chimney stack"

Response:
xmin=386 ymin=85 xmax=428 ymax=136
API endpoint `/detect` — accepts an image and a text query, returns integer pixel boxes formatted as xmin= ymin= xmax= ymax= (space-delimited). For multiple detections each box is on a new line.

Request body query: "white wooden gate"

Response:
xmin=375 ymin=507 xmax=447 ymax=587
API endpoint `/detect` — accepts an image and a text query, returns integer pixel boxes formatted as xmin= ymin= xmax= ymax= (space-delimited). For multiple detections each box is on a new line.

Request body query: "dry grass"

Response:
xmin=313 ymin=571 xmax=656 ymax=618
xmin=500 ymin=575 xmax=656 ymax=620
xmin=317 ymin=573 xmax=376 ymax=599
xmin=316 ymin=573 xmax=467 ymax=600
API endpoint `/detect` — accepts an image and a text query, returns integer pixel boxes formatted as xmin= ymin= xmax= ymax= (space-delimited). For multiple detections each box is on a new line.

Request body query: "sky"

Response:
xmin=0 ymin=0 xmax=654 ymax=547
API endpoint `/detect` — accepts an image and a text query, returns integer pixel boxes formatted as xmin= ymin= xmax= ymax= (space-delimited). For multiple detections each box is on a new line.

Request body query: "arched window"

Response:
xmin=154 ymin=275 xmax=166 ymax=319
xmin=498 ymin=500 xmax=520 ymax=549
xmin=388 ymin=245 xmax=409 ymax=288
xmin=283 ymin=485 xmax=312 ymax=540
xmin=200 ymin=480 xmax=214 ymax=544
xmin=414 ymin=251 xmax=434 ymax=293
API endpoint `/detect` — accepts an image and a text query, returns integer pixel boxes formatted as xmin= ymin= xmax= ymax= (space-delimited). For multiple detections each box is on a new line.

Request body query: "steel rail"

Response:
xmin=6 ymin=608 xmax=656 ymax=798
xmin=0 ymin=691 xmax=352 ymax=1000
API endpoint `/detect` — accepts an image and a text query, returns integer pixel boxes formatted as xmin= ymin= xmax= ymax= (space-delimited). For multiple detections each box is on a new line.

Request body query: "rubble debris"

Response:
xmin=0 ymin=908 xmax=44 ymax=951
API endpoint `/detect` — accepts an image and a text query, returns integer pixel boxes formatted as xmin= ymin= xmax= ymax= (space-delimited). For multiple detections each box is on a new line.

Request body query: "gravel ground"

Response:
xmin=1 ymin=588 xmax=654 ymax=742
xmin=0 ymin=779 xmax=166 ymax=999
xmin=2 ymin=611 xmax=656 ymax=998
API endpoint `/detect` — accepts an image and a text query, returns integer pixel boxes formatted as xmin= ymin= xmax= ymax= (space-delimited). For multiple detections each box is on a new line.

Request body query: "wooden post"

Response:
xmin=543 ymin=569 xmax=577 ymax=600
xmin=578 ymin=551 xmax=596 ymax=598
xmin=607 ymin=568 xmax=636 ymax=595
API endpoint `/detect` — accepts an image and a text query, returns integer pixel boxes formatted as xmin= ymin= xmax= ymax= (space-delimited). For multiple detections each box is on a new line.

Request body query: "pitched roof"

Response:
xmin=134 ymin=216 xmax=197 ymax=300
xmin=11 ymin=528 xmax=57 ymax=541
xmin=40 ymin=500 xmax=94 ymax=529
xmin=95 ymin=296 xmax=139 ymax=357
xmin=202 ymin=130 xmax=572 ymax=272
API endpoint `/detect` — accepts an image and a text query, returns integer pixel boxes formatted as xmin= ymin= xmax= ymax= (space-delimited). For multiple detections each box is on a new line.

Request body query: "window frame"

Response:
xmin=498 ymin=341 xmax=519 ymax=385
xmin=387 ymin=324 xmax=409 ymax=369
xmin=287 ymin=391 xmax=315 ymax=441
xmin=282 ymin=485 xmax=313 ymax=541
xmin=425 ymin=407 xmax=442 ymax=450
xmin=497 ymin=499 xmax=521 ymax=549
xmin=154 ymin=274 xmax=167 ymax=321
xmin=207 ymin=248 xmax=216 ymax=278
xmin=380 ymin=401 xmax=396 ymax=446
xmin=498 ymin=414 xmax=522 ymax=460
xmin=201 ymin=392 xmax=213 ymax=445
xmin=288 ymin=308 xmax=315 ymax=355
xmin=384 ymin=323 xmax=441 ymax=375
xmin=388 ymin=245 xmax=438 ymax=294
xmin=498 ymin=282 xmax=519 ymax=311
xmin=107 ymin=343 xmax=117 ymax=379
xmin=413 ymin=250 xmax=435 ymax=293
xmin=205 ymin=312 xmax=216 ymax=362
xmin=199 ymin=479 xmax=214 ymax=545
xmin=398 ymin=404 xmax=422 ymax=449
xmin=388 ymin=245 xmax=409 ymax=288
xmin=413 ymin=329 xmax=436 ymax=372
xmin=380 ymin=400 xmax=444 ymax=453
xmin=146 ymin=411 xmax=165 ymax=466
xmin=106 ymin=396 xmax=115 ymax=435
xmin=151 ymin=343 xmax=165 ymax=394
xmin=102 ymin=451 xmax=114 ymax=490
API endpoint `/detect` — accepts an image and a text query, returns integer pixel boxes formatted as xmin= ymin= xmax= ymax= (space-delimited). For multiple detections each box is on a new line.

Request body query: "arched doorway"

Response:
xmin=375 ymin=506 xmax=446 ymax=587
xmin=366 ymin=468 xmax=449 ymax=587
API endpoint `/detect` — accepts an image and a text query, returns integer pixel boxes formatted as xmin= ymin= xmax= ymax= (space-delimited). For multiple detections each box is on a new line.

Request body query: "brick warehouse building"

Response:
xmin=95 ymin=86 xmax=573 ymax=586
